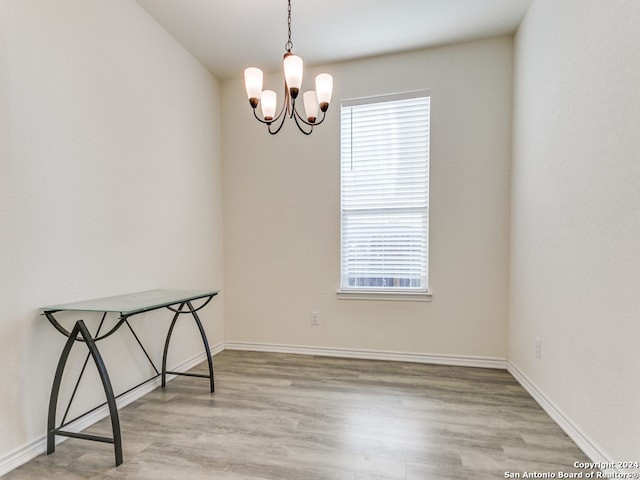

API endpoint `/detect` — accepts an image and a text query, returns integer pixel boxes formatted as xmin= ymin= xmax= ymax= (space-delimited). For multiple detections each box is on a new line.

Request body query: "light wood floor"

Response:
xmin=5 ymin=350 xmax=590 ymax=479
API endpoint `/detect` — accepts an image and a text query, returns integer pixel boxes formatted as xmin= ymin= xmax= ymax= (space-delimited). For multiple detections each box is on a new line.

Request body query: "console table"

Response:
xmin=41 ymin=289 xmax=219 ymax=466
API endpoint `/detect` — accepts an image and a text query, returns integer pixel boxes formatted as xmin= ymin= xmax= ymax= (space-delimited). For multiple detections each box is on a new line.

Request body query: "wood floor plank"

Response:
xmin=4 ymin=351 xmax=590 ymax=479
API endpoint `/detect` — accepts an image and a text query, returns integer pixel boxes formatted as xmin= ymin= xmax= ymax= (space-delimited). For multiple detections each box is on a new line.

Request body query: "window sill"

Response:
xmin=336 ymin=289 xmax=432 ymax=302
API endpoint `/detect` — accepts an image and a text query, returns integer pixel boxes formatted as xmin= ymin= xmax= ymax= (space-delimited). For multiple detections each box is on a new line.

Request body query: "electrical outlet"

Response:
xmin=311 ymin=311 xmax=319 ymax=326
xmin=535 ymin=337 xmax=542 ymax=359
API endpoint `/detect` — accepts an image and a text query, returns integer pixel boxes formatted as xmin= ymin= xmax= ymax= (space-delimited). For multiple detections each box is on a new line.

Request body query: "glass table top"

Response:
xmin=41 ymin=289 xmax=219 ymax=315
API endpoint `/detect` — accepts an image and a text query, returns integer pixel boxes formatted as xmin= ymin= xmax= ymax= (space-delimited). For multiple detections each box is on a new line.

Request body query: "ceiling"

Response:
xmin=134 ymin=0 xmax=533 ymax=80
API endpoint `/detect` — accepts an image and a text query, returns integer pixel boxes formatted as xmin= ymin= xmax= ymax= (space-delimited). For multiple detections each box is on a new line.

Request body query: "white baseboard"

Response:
xmin=224 ymin=341 xmax=508 ymax=369
xmin=0 ymin=342 xmax=224 ymax=478
xmin=507 ymin=361 xmax=613 ymax=468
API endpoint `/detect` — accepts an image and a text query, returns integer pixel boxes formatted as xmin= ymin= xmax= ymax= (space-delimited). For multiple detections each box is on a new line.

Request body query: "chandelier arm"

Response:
xmin=251 ymin=100 xmax=287 ymax=126
xmin=251 ymin=108 xmax=271 ymax=125
xmin=311 ymin=111 xmax=327 ymax=127
xmin=292 ymin=111 xmax=314 ymax=135
xmin=284 ymin=84 xmax=294 ymax=118
xmin=267 ymin=112 xmax=288 ymax=135
xmin=274 ymin=90 xmax=289 ymax=122
xmin=291 ymin=106 xmax=327 ymax=127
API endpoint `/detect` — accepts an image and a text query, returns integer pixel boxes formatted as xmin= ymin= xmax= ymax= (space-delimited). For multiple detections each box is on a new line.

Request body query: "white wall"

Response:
xmin=0 ymin=0 xmax=223 ymax=465
xmin=510 ymin=0 xmax=640 ymax=462
xmin=222 ymin=37 xmax=513 ymax=360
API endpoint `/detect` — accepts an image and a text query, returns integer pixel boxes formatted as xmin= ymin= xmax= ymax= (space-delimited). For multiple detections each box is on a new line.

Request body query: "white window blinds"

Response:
xmin=340 ymin=91 xmax=430 ymax=292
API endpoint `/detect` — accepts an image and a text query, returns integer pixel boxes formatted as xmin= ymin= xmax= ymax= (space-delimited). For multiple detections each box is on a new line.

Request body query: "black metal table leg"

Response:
xmin=47 ymin=319 xmax=123 ymax=466
xmin=161 ymin=303 xmax=185 ymax=388
xmin=162 ymin=298 xmax=215 ymax=393
xmin=186 ymin=300 xmax=215 ymax=393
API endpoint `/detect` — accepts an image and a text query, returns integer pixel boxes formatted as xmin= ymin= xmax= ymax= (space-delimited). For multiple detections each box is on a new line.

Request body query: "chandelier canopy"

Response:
xmin=243 ymin=0 xmax=334 ymax=135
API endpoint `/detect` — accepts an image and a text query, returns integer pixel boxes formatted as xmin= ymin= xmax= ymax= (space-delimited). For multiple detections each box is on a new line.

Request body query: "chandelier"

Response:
xmin=243 ymin=0 xmax=333 ymax=135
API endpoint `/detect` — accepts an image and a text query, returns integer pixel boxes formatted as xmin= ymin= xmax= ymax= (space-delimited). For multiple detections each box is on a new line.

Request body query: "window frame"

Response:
xmin=338 ymin=91 xmax=431 ymax=301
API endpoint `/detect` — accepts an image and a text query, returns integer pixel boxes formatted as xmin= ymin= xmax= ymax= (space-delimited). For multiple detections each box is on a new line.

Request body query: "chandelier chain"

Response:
xmin=285 ymin=0 xmax=293 ymax=52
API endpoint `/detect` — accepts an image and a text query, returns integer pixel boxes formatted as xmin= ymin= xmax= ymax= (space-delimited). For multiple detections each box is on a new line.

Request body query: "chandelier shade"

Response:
xmin=243 ymin=0 xmax=333 ymax=135
xmin=283 ymin=54 xmax=303 ymax=97
xmin=315 ymin=73 xmax=333 ymax=110
xmin=244 ymin=67 xmax=263 ymax=108
xmin=303 ymin=91 xmax=319 ymax=123
xmin=260 ymin=90 xmax=277 ymax=121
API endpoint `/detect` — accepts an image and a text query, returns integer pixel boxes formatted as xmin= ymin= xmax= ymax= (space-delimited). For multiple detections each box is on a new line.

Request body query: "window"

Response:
xmin=340 ymin=91 xmax=430 ymax=298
